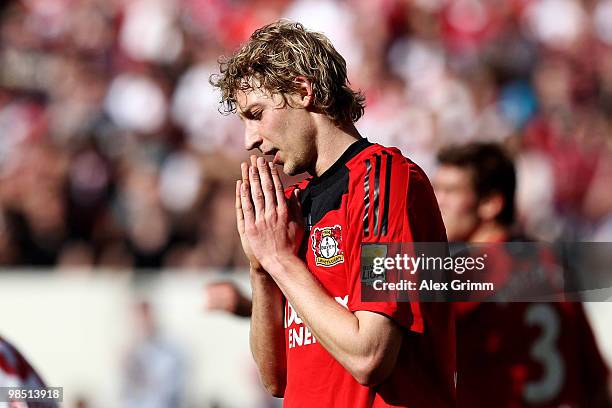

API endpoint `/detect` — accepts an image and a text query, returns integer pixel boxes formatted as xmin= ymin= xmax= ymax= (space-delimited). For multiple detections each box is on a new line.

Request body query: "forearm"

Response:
xmin=266 ymin=256 xmax=400 ymax=385
xmin=249 ymin=269 xmax=287 ymax=397
xmin=237 ymin=157 xmax=399 ymax=386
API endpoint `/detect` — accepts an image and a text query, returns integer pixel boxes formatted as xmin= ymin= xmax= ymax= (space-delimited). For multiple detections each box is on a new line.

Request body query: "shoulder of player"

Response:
xmin=345 ymin=143 xmax=422 ymax=182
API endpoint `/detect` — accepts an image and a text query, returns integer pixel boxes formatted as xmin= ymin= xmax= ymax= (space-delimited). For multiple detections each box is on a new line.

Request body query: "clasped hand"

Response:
xmin=235 ymin=156 xmax=304 ymax=273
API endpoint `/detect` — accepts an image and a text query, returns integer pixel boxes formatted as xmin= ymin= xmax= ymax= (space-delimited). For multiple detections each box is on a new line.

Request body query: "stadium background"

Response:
xmin=0 ymin=0 xmax=611 ymax=406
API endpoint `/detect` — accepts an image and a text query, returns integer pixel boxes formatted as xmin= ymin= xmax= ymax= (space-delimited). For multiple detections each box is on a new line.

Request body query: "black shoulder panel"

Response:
xmin=300 ymin=166 xmax=349 ymax=231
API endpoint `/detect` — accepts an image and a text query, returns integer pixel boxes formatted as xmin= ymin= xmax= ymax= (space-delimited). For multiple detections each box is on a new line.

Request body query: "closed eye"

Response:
xmin=238 ymin=104 xmax=263 ymax=121
xmin=248 ymin=109 xmax=263 ymax=120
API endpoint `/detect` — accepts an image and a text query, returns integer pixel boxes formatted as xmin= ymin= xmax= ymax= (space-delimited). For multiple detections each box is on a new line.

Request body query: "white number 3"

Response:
xmin=523 ymin=303 xmax=565 ymax=404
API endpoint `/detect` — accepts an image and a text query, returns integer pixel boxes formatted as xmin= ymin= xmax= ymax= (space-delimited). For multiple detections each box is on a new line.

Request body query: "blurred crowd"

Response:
xmin=0 ymin=0 xmax=611 ymax=269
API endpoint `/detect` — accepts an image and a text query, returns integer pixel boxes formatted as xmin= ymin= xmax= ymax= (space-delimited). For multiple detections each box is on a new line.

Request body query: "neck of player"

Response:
xmin=311 ymin=119 xmax=363 ymax=177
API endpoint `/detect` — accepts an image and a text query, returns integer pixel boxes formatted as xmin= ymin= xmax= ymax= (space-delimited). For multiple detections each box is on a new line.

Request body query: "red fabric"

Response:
xmin=457 ymin=302 xmax=610 ymax=407
xmin=455 ymin=236 xmax=609 ymax=407
xmin=282 ymin=144 xmax=455 ymax=408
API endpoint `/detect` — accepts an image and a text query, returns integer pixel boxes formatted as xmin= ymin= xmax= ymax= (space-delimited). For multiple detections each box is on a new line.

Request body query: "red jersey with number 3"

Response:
xmin=282 ymin=139 xmax=456 ymax=408
xmin=457 ymin=290 xmax=610 ymax=406
xmin=455 ymin=239 xmax=610 ymax=408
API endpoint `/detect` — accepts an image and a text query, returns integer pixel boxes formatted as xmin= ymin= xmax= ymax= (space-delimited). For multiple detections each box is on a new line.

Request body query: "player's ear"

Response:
xmin=477 ymin=193 xmax=504 ymax=222
xmin=293 ymin=76 xmax=314 ymax=108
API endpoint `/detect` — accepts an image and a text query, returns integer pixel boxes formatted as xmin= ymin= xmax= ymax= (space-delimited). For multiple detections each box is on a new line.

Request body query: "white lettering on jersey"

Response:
xmin=285 ymin=296 xmax=350 ymax=349
xmin=334 ymin=295 xmax=349 ymax=309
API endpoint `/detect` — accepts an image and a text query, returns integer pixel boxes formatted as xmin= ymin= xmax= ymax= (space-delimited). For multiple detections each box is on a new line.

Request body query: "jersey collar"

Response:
xmin=313 ymin=138 xmax=372 ymax=184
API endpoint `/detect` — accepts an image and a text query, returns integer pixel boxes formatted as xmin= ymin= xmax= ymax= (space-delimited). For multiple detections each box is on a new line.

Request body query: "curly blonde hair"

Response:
xmin=210 ymin=20 xmax=365 ymax=126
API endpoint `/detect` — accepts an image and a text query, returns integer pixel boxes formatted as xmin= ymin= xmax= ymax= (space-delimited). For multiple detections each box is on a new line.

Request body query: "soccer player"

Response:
xmin=433 ymin=143 xmax=611 ymax=407
xmin=211 ymin=21 xmax=455 ymax=407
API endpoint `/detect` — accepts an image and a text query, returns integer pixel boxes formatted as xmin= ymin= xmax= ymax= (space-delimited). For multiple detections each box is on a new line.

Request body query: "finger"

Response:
xmin=235 ymin=180 xmax=245 ymax=234
xmin=240 ymin=179 xmax=256 ymax=226
xmin=241 ymin=162 xmax=249 ymax=184
xmin=249 ymin=164 xmax=265 ymax=219
xmin=249 ymin=155 xmax=261 ymax=213
xmin=257 ymin=157 xmax=276 ymax=212
xmin=240 ymin=162 xmax=254 ymax=219
xmin=269 ymin=162 xmax=287 ymax=213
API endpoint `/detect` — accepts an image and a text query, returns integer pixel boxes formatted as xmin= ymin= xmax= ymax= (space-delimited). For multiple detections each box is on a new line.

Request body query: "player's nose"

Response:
xmin=244 ymin=122 xmax=263 ymax=151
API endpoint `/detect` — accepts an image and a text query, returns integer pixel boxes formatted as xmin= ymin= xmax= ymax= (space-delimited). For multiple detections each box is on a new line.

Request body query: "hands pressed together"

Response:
xmin=235 ymin=156 xmax=304 ymax=274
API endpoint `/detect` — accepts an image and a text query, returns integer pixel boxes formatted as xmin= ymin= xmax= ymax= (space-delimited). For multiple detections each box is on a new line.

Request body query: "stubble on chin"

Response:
xmin=283 ymin=156 xmax=309 ymax=177
xmin=282 ymin=162 xmax=298 ymax=176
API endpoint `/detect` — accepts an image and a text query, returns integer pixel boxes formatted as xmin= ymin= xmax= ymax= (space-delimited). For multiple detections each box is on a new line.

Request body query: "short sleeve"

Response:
xmin=345 ymin=150 xmax=447 ymax=333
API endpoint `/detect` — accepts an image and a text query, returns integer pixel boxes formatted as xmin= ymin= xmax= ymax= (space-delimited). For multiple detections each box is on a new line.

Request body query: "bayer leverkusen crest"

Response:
xmin=311 ymin=225 xmax=345 ymax=267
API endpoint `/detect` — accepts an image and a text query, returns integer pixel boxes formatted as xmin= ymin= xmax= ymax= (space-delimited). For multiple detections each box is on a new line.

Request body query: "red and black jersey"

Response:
xmin=455 ymin=236 xmax=610 ymax=408
xmin=282 ymin=139 xmax=455 ymax=408
xmin=457 ymin=302 xmax=610 ymax=408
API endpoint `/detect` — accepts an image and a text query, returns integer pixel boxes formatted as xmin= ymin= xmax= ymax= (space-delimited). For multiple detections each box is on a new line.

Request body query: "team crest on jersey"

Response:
xmin=311 ymin=225 xmax=345 ymax=267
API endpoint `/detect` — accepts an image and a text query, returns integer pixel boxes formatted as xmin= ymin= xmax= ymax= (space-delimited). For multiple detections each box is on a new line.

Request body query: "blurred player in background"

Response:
xmin=0 ymin=335 xmax=57 ymax=408
xmin=433 ymin=143 xmax=611 ymax=407
xmin=212 ymin=20 xmax=455 ymax=407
